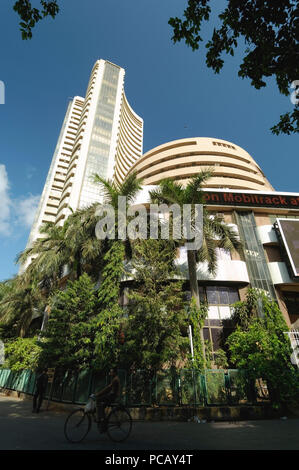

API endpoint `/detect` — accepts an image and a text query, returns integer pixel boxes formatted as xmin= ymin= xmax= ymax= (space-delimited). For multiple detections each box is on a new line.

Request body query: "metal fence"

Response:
xmin=0 ymin=367 xmax=269 ymax=407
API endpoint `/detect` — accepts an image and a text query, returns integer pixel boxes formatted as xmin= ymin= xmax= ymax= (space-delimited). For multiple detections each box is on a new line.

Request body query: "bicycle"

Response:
xmin=64 ymin=395 xmax=132 ymax=443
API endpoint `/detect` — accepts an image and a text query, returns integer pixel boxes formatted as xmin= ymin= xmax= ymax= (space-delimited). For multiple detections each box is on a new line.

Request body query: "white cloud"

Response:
xmin=0 ymin=164 xmax=12 ymax=236
xmin=15 ymin=194 xmax=40 ymax=227
xmin=0 ymin=164 xmax=40 ymax=237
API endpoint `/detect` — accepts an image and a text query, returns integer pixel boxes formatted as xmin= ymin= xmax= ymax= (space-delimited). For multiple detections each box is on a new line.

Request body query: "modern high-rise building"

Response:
xmin=24 ymin=60 xmax=299 ymax=359
xmin=26 ymin=59 xmax=143 ymax=249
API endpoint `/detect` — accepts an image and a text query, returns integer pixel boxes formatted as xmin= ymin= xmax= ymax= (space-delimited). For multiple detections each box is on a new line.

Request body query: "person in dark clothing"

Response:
xmin=32 ymin=369 xmax=48 ymax=413
xmin=95 ymin=367 xmax=120 ymax=427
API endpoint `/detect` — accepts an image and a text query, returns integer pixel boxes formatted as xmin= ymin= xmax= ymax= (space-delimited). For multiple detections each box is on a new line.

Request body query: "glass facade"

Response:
xmin=80 ymin=63 xmax=120 ymax=207
xmin=236 ymin=211 xmax=276 ymax=299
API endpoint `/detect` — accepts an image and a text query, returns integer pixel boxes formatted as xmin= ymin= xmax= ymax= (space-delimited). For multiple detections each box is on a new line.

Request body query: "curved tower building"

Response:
xmin=26 ymin=59 xmax=143 ymax=247
xmin=129 ymin=137 xmax=273 ymax=191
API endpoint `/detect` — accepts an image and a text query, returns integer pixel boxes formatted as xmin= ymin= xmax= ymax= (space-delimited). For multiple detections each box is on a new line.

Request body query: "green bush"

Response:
xmin=3 ymin=337 xmax=42 ymax=371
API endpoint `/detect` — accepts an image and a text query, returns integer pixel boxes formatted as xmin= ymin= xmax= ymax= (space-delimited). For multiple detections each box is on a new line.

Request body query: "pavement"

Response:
xmin=0 ymin=393 xmax=299 ymax=452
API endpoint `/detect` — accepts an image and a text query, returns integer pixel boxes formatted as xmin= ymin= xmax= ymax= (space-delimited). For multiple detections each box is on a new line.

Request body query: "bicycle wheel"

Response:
xmin=64 ymin=408 xmax=91 ymax=443
xmin=106 ymin=406 xmax=132 ymax=442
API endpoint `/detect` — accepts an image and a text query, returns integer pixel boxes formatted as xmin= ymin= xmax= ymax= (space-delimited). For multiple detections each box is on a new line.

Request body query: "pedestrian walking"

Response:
xmin=32 ymin=369 xmax=48 ymax=413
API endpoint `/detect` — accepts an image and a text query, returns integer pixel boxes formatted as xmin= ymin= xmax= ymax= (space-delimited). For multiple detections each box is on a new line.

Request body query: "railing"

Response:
xmin=0 ymin=368 xmax=269 ymax=407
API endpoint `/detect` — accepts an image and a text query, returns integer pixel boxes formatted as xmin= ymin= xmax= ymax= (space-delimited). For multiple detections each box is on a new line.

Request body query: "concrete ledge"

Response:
xmin=128 ymin=405 xmax=285 ymax=421
xmin=1 ymin=389 xmax=298 ymax=421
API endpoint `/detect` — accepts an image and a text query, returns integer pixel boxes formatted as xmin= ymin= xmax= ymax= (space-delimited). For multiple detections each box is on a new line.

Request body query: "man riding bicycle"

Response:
xmin=95 ymin=367 xmax=120 ymax=430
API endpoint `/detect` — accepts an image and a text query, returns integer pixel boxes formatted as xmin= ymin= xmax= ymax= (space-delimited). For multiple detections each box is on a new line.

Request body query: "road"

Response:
xmin=0 ymin=394 xmax=298 ymax=452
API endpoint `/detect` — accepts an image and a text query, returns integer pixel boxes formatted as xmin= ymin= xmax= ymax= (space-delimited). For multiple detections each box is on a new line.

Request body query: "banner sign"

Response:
xmin=203 ymin=191 xmax=299 ymax=209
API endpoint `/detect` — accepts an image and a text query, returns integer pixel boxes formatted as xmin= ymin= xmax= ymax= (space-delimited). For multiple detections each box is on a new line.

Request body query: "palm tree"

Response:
xmin=17 ymin=203 xmax=104 ymax=288
xmin=18 ymin=171 xmax=143 ymax=288
xmin=7 ymin=173 xmax=142 ymax=339
xmin=93 ymin=171 xmax=143 ymax=306
xmin=149 ymin=170 xmax=242 ymax=365
xmin=14 ymin=206 xmax=105 ymax=336
xmin=0 ymin=277 xmax=45 ymax=337
xmin=17 ymin=222 xmax=70 ymax=289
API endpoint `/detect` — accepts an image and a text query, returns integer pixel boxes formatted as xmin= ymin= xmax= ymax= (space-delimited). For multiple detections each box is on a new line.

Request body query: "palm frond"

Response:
xmin=119 ymin=171 xmax=143 ymax=203
xmin=94 ymin=174 xmax=118 ymax=206
xmin=150 ymin=178 xmax=184 ymax=206
xmin=183 ymin=169 xmax=214 ymax=204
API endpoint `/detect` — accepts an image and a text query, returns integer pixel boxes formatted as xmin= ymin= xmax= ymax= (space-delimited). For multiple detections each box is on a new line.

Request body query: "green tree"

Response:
xmin=124 ymin=239 xmax=189 ymax=372
xmin=38 ymin=274 xmax=99 ymax=370
xmin=0 ymin=277 xmax=45 ymax=338
xmin=187 ymin=297 xmax=208 ymax=370
xmin=92 ymin=171 xmax=144 ymax=369
xmin=17 ymin=204 xmax=103 ymax=287
xmin=13 ymin=0 xmax=59 ymax=39
xmin=169 ymin=0 xmax=299 ymax=135
xmin=3 ymin=336 xmax=42 ymax=371
xmin=227 ymin=292 xmax=299 ymax=408
xmin=150 ymin=171 xmax=242 ymax=365
xmin=0 ymin=279 xmax=15 ymax=301
xmin=0 ymin=279 xmax=19 ymax=339
xmin=231 ymin=288 xmax=260 ymax=330
xmin=93 ymin=242 xmax=126 ymax=370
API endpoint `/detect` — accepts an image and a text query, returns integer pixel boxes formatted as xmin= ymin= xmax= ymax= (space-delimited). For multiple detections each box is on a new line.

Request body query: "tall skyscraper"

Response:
xmin=26 ymin=59 xmax=143 ymax=249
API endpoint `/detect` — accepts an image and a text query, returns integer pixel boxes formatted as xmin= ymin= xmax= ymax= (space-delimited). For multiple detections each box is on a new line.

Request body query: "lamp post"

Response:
xmin=188 ymin=324 xmax=194 ymax=362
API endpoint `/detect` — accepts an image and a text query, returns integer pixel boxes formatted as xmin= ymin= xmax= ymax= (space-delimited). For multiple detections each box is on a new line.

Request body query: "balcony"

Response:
xmin=176 ymin=258 xmax=250 ymax=283
xmin=268 ymin=261 xmax=294 ymax=284
xmin=256 ymin=225 xmax=278 ymax=244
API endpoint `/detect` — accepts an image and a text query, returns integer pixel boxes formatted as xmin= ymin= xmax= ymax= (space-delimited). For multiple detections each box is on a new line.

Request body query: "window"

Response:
xmin=283 ymin=291 xmax=299 ymax=324
xmin=202 ymin=285 xmax=239 ymax=358
xmin=206 ymin=286 xmax=239 ymax=307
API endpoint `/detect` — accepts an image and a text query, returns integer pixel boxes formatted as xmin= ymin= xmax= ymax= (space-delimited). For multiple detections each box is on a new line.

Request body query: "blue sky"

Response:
xmin=0 ymin=0 xmax=298 ymax=281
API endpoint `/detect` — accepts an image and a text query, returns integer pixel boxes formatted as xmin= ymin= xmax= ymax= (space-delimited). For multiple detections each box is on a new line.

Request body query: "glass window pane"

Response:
xmin=203 ymin=328 xmax=210 ymax=342
xmin=208 ymin=306 xmax=220 ymax=319
xmin=206 ymin=287 xmax=218 ymax=304
xmin=211 ymin=329 xmax=221 ymax=351
xmin=219 ymin=287 xmax=229 ymax=304
xmin=219 ymin=306 xmax=231 ymax=320
xmin=228 ymin=288 xmax=239 ymax=304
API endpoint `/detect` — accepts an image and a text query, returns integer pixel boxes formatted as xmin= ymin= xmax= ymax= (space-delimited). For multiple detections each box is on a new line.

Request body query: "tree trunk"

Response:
xmin=187 ymin=249 xmax=206 ymax=366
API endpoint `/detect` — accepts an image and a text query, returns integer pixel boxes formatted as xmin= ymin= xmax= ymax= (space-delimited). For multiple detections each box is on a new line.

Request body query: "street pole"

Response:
xmin=188 ymin=325 xmax=194 ymax=361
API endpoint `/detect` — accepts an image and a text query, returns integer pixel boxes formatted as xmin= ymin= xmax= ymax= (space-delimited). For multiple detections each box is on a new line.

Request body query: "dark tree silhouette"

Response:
xmin=13 ymin=0 xmax=59 ymax=39
xmin=169 ymin=0 xmax=299 ymax=135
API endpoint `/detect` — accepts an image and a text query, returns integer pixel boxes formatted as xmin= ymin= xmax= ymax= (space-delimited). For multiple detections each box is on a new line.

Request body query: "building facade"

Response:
xmin=129 ymin=137 xmax=274 ymax=191
xmin=129 ymin=138 xmax=299 ymax=358
xmin=26 ymin=59 xmax=143 ymax=250
xmin=24 ymin=60 xmax=299 ymax=360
